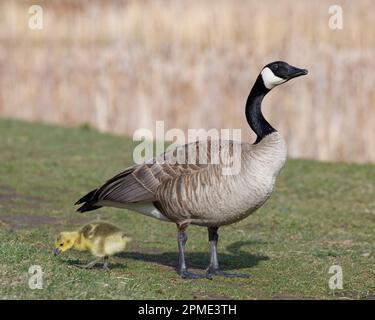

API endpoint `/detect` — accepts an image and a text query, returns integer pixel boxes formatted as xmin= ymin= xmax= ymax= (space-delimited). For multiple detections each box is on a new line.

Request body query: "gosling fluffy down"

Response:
xmin=54 ymin=221 xmax=131 ymax=270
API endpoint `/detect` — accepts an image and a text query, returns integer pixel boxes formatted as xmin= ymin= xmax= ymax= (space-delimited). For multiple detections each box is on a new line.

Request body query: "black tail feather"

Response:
xmin=77 ymin=203 xmax=102 ymax=213
xmin=75 ymin=188 xmax=102 ymax=213
xmin=75 ymin=189 xmax=97 ymax=205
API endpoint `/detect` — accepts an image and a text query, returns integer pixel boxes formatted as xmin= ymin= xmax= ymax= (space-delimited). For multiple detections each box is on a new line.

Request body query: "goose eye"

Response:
xmin=60 ymin=243 xmax=64 ymax=247
xmin=272 ymin=64 xmax=279 ymax=71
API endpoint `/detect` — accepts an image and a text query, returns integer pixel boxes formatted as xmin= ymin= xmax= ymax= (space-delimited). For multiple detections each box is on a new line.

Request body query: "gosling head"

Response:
xmin=260 ymin=61 xmax=308 ymax=90
xmin=53 ymin=232 xmax=78 ymax=255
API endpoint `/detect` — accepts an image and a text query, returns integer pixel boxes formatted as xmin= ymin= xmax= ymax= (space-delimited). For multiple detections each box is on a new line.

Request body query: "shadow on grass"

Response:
xmin=60 ymin=240 xmax=268 ymax=273
xmin=226 ymin=240 xmax=268 ymax=254
xmin=119 ymin=240 xmax=268 ymax=272
xmin=63 ymin=258 xmax=128 ymax=270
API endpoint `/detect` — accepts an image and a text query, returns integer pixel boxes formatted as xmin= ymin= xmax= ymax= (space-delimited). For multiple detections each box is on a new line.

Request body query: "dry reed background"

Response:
xmin=0 ymin=0 xmax=374 ymax=163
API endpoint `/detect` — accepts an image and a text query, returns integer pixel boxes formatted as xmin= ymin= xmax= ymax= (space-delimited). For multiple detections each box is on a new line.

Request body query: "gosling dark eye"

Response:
xmin=60 ymin=243 xmax=64 ymax=246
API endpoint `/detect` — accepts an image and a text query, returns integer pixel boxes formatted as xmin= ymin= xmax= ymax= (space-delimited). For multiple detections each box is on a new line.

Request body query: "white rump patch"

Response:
xmin=126 ymin=203 xmax=171 ymax=222
xmin=98 ymin=200 xmax=171 ymax=222
xmin=261 ymin=67 xmax=287 ymax=89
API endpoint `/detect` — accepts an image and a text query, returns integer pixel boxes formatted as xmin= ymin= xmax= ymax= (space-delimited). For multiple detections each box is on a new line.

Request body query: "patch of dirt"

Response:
xmin=0 ymin=185 xmax=91 ymax=228
xmin=193 ymin=292 xmax=232 ymax=300
xmin=0 ymin=185 xmax=47 ymax=208
xmin=330 ymin=290 xmax=375 ymax=300
xmin=0 ymin=214 xmax=91 ymax=227
xmin=272 ymin=295 xmax=315 ymax=300
xmin=0 ymin=219 xmax=9 ymax=227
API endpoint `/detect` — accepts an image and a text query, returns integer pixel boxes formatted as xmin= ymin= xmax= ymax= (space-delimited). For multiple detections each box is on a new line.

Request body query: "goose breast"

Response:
xmin=155 ymin=132 xmax=287 ymax=227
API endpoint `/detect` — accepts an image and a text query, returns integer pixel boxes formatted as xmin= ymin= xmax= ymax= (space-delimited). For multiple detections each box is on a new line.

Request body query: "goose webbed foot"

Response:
xmin=75 ymin=260 xmax=98 ymax=269
xmin=74 ymin=258 xmax=103 ymax=270
xmin=74 ymin=264 xmax=90 ymax=269
xmin=177 ymin=228 xmax=210 ymax=280
xmin=206 ymin=227 xmax=249 ymax=278
xmin=206 ymin=266 xmax=249 ymax=278
xmin=102 ymin=256 xmax=110 ymax=271
xmin=179 ymin=269 xmax=212 ymax=280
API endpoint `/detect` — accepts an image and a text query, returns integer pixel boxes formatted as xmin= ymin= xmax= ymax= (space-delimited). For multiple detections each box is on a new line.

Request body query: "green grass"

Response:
xmin=0 ymin=119 xmax=375 ymax=299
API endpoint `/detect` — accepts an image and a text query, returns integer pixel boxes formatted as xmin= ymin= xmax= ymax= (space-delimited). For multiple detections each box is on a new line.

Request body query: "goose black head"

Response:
xmin=260 ymin=61 xmax=308 ymax=90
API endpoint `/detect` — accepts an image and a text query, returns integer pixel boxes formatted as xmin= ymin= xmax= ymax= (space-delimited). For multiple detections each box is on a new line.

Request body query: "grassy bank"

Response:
xmin=0 ymin=119 xmax=374 ymax=299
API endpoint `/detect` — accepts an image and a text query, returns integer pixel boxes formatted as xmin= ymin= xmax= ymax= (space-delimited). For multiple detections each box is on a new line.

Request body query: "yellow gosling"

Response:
xmin=54 ymin=221 xmax=131 ymax=270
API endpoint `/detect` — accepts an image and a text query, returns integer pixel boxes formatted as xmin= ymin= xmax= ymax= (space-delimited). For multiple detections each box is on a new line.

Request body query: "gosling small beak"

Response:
xmin=53 ymin=248 xmax=61 ymax=256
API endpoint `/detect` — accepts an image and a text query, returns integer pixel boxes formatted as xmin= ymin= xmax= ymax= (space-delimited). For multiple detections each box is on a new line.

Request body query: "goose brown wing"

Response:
xmin=92 ymin=141 xmax=211 ymax=204
xmin=75 ymin=140 xmax=224 ymax=211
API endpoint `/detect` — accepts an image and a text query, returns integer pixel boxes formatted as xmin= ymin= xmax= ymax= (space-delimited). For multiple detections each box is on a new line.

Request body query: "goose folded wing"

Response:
xmin=94 ymin=140 xmax=216 ymax=204
xmin=94 ymin=164 xmax=158 ymax=203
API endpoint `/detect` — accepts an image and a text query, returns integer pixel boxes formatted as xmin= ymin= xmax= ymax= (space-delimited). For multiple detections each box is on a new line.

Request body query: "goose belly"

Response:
xmin=192 ymin=176 xmax=276 ymax=226
xmin=157 ymin=170 xmax=277 ymax=227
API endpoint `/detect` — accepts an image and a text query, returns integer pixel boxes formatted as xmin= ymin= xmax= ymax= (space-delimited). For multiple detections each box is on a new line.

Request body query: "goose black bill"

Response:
xmin=288 ymin=67 xmax=308 ymax=79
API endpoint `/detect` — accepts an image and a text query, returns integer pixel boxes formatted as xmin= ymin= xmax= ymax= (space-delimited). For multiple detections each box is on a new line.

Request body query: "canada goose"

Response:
xmin=54 ymin=221 xmax=132 ymax=270
xmin=75 ymin=61 xmax=308 ymax=279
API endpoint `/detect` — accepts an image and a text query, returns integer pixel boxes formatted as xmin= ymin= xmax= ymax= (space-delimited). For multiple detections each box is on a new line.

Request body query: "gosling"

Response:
xmin=54 ymin=221 xmax=131 ymax=270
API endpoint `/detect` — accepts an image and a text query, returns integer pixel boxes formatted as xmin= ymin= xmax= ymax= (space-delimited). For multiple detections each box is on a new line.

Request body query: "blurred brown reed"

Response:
xmin=0 ymin=0 xmax=374 ymax=163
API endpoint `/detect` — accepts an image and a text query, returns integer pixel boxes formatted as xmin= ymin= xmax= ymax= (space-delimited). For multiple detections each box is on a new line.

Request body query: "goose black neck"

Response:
xmin=245 ymin=74 xmax=276 ymax=144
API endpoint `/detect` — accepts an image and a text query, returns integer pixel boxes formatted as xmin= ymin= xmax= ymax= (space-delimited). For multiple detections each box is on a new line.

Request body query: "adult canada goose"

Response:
xmin=75 ymin=61 xmax=308 ymax=279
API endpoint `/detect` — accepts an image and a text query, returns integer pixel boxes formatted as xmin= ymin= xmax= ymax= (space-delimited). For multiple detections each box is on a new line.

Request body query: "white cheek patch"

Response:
xmin=261 ymin=67 xmax=287 ymax=89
